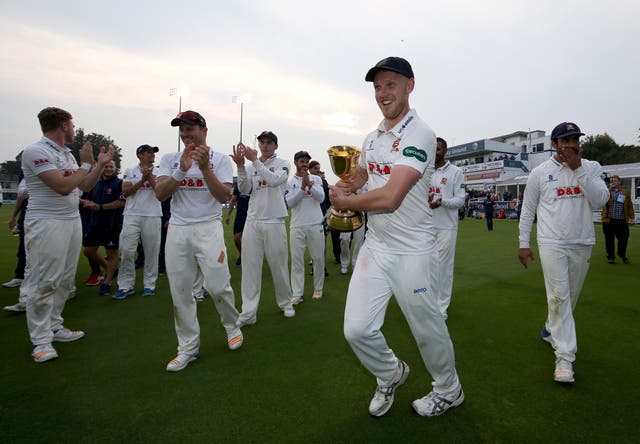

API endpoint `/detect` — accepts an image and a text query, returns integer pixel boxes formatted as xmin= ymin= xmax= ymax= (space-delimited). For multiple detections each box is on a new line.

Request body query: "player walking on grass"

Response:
xmin=22 ymin=107 xmax=114 ymax=363
xmin=330 ymin=57 xmax=463 ymax=417
xmin=518 ymin=122 xmax=609 ymax=384
xmin=156 ymin=110 xmax=242 ymax=372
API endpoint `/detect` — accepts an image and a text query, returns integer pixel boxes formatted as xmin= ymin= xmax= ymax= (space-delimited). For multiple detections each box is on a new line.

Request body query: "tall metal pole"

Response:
xmin=178 ymin=96 xmax=182 ymax=151
xmin=240 ymin=102 xmax=244 ymax=143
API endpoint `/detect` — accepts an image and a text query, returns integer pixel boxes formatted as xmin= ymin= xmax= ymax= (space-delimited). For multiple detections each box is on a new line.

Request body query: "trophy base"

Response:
xmin=327 ymin=208 xmax=364 ymax=232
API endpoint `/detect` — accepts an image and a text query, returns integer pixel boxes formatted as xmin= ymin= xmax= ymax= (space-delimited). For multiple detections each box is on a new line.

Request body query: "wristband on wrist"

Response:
xmin=79 ymin=162 xmax=92 ymax=171
xmin=172 ymin=169 xmax=187 ymax=182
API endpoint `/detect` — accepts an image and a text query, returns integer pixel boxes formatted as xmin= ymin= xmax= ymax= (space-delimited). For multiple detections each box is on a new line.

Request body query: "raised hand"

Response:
xmin=79 ymin=140 xmax=94 ymax=164
xmin=192 ymin=144 xmax=211 ymax=171
xmin=180 ymin=143 xmax=195 ymax=171
xmin=230 ymin=143 xmax=245 ymax=167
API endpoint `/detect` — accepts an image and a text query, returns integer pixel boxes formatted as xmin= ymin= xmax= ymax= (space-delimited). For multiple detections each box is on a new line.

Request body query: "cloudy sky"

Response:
xmin=1 ymin=0 xmax=638 ymax=181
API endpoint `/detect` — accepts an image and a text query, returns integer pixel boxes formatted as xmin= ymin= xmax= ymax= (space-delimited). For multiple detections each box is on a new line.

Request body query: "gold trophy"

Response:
xmin=326 ymin=145 xmax=364 ymax=232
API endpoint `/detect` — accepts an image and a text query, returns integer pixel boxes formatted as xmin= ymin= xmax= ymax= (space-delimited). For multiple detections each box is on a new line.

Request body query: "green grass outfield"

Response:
xmin=0 ymin=204 xmax=638 ymax=443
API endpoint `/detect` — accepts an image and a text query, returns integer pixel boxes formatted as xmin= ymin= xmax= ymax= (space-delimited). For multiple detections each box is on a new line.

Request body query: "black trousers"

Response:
xmin=603 ymin=219 xmax=630 ymax=260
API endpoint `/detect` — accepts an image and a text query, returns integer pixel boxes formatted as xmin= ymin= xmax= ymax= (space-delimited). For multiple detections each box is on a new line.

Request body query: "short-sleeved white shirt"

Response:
xmin=360 ymin=109 xmax=437 ymax=254
xmin=122 ymin=164 xmax=162 ymax=217
xmin=22 ymin=136 xmax=80 ymax=220
xmin=157 ymin=149 xmax=233 ymax=225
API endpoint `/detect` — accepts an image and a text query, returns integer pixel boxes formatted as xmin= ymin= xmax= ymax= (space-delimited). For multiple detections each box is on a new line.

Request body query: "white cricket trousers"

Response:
xmin=118 ymin=215 xmax=161 ymax=291
xmin=340 ymin=225 xmax=365 ymax=268
xmin=24 ymin=218 xmax=82 ymax=346
xmin=434 ymin=227 xmax=458 ymax=316
xmin=165 ymin=220 xmax=239 ymax=355
xmin=344 ymin=244 xmax=462 ymax=395
xmin=238 ymin=220 xmax=293 ymax=323
xmin=538 ymin=243 xmax=592 ymax=363
xmin=290 ymin=223 xmax=325 ymax=297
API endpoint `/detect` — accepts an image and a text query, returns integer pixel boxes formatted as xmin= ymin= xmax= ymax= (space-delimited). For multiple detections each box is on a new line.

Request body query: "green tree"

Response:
xmin=581 ymin=133 xmax=640 ymax=165
xmin=71 ymin=128 xmax=122 ymax=171
xmin=0 ymin=152 xmax=23 ymax=180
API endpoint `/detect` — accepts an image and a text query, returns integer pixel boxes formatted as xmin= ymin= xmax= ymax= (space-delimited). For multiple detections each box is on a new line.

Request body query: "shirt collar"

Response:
xmin=377 ymin=109 xmax=417 ymax=137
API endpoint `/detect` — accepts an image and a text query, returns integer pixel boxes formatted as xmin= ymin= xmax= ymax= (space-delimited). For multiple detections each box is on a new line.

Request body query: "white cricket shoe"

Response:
xmin=283 ymin=306 xmax=295 ymax=318
xmin=368 ymin=360 xmax=410 ymax=417
xmin=412 ymin=388 xmax=464 ymax=416
xmin=312 ymin=290 xmax=323 ymax=300
xmin=227 ymin=329 xmax=243 ymax=351
xmin=166 ymin=353 xmax=200 ymax=372
xmin=554 ymin=359 xmax=575 ymax=383
xmin=2 ymin=278 xmax=23 ymax=288
xmin=32 ymin=344 xmax=58 ymax=363
xmin=3 ymin=302 xmax=26 ymax=312
xmin=53 ymin=328 xmax=85 ymax=343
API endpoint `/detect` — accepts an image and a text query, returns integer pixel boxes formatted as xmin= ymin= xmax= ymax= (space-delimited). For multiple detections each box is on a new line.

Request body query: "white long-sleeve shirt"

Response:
xmin=238 ymin=155 xmax=290 ymax=222
xmin=286 ymin=174 xmax=324 ymax=227
xmin=519 ymin=156 xmax=609 ymax=248
xmin=430 ymin=161 xmax=466 ymax=230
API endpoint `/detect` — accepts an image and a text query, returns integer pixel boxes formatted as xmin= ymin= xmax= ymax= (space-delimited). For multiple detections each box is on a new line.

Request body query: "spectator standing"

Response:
xmin=81 ymin=160 xmax=125 ymax=296
xmin=483 ymin=194 xmax=494 ymax=231
xmin=601 ymin=175 xmax=635 ymax=264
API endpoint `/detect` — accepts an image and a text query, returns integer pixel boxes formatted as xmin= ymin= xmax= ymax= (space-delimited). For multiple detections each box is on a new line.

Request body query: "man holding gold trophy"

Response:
xmin=329 ymin=57 xmax=463 ymax=417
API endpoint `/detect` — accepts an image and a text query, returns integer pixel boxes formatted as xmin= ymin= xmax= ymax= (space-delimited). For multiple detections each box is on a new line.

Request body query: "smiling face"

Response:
xmin=137 ymin=150 xmax=156 ymax=166
xmin=373 ymin=70 xmax=414 ymax=128
xmin=102 ymin=160 xmax=116 ymax=179
xmin=179 ymin=123 xmax=207 ymax=147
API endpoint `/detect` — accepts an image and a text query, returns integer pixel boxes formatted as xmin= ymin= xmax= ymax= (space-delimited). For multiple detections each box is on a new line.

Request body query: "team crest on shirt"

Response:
xmin=106 ymin=188 xmax=113 ymax=195
xmin=391 ymin=138 xmax=401 ymax=152
xmin=440 ymin=178 xmax=447 ymax=185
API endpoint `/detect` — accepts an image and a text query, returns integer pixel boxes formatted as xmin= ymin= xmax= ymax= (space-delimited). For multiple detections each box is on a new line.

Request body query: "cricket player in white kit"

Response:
xmin=156 ymin=110 xmax=242 ymax=372
xmin=232 ymin=131 xmax=295 ymax=325
xmin=114 ymin=144 xmax=162 ymax=299
xmin=21 ymin=107 xmax=114 ymax=363
xmin=429 ymin=137 xmax=466 ymax=319
xmin=330 ymin=57 xmax=463 ymax=417
xmin=286 ymin=150 xmax=325 ymax=302
xmin=519 ymin=122 xmax=609 ymax=384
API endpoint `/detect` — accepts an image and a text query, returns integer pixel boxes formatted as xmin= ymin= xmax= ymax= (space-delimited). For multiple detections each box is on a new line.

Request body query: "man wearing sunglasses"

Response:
xmin=156 ymin=110 xmax=242 ymax=372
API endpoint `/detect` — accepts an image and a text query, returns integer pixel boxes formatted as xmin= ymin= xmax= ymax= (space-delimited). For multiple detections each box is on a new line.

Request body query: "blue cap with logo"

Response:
xmin=551 ymin=122 xmax=584 ymax=140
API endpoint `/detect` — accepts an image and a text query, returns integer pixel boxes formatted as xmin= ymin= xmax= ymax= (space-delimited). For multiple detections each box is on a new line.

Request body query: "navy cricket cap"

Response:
xmin=551 ymin=122 xmax=585 ymax=140
xmin=365 ymin=57 xmax=414 ymax=82
xmin=294 ymin=150 xmax=311 ymax=161
xmin=136 ymin=144 xmax=159 ymax=156
xmin=171 ymin=110 xmax=207 ymax=128
xmin=257 ymin=130 xmax=278 ymax=144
